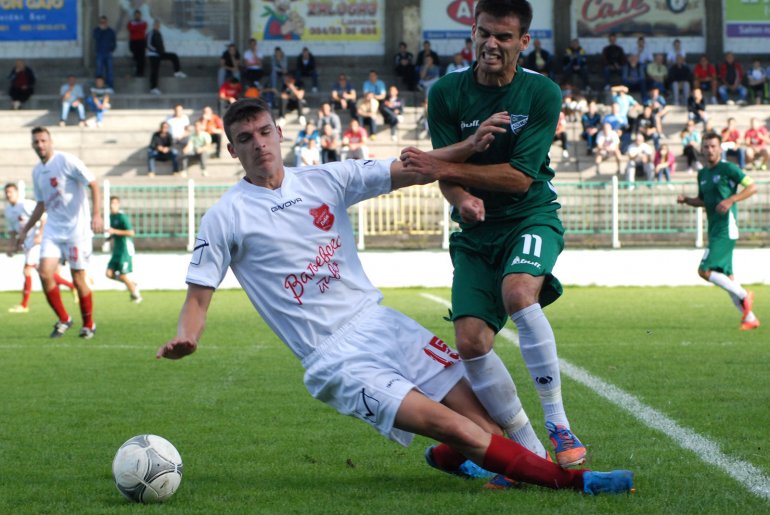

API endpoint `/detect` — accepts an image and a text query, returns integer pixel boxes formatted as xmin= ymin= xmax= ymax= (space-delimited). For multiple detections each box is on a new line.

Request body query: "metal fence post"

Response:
xmin=442 ymin=200 xmax=450 ymax=250
xmin=695 ymin=207 xmax=704 ymax=248
xmin=611 ymin=175 xmax=621 ymax=248
xmin=102 ymin=180 xmax=111 ymax=252
xmin=187 ymin=179 xmax=195 ymax=252
xmin=357 ymin=203 xmax=366 ymax=250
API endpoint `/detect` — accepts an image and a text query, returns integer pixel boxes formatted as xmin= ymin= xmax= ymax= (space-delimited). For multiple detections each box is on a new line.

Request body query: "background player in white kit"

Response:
xmin=5 ymin=182 xmax=76 ymax=313
xmin=19 ymin=127 xmax=103 ymax=339
xmin=156 ymin=99 xmax=633 ymax=495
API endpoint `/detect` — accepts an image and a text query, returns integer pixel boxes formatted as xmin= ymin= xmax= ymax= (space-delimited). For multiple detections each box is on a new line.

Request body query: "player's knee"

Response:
xmin=698 ymin=268 xmax=710 ymax=280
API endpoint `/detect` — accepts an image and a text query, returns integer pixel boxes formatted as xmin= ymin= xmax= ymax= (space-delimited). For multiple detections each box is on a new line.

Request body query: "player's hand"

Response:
xmin=400 ymin=146 xmax=442 ymax=180
xmin=92 ymin=213 xmax=104 ymax=234
xmin=17 ymin=228 xmax=27 ymax=243
xmin=716 ymin=198 xmax=733 ymax=214
xmin=676 ymin=194 xmax=686 ymax=204
xmin=470 ymin=112 xmax=509 ymax=153
xmin=156 ymin=338 xmax=198 ymax=360
xmin=458 ymin=195 xmax=485 ymax=223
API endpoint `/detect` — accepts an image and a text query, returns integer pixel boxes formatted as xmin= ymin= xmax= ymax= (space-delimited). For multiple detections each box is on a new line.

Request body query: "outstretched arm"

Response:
xmin=18 ymin=201 xmax=45 ymax=242
xmin=677 ymin=194 xmax=705 ymax=208
xmin=156 ymin=284 xmax=214 ymax=360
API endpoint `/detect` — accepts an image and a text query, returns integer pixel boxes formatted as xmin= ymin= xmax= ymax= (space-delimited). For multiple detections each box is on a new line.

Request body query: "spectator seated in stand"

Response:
xmin=299 ymin=138 xmax=321 ymax=166
xmin=621 ymin=53 xmax=647 ymax=99
xmin=199 ymin=106 xmax=224 ymax=158
xmin=720 ymin=117 xmax=746 ymax=168
xmin=219 ymin=76 xmax=243 ymax=112
xmin=646 ymin=53 xmax=668 ymax=94
xmin=59 ymin=75 xmax=87 ymax=127
xmin=316 ymin=101 xmax=342 ymax=138
xmin=418 ymin=55 xmax=441 ymax=94
xmin=166 ymin=104 xmax=191 ymax=147
xmin=181 ymin=121 xmax=213 ymax=176
xmin=595 ymin=122 xmax=623 ymax=175
xmin=680 ymin=119 xmax=702 ymax=174
xmin=242 ymin=38 xmax=264 ymax=87
xmin=330 ymin=73 xmax=357 ymax=120
xmin=525 ymin=38 xmax=553 ymax=78
xmin=744 ymin=117 xmax=770 ymax=171
xmin=147 ymin=121 xmax=180 ymax=177
xmin=342 ymin=118 xmax=368 ymax=159
xmin=645 ymin=86 xmax=669 ymax=139
xmin=7 ymin=59 xmax=35 ymax=110
xmin=460 ymin=37 xmax=473 ymax=65
xmin=380 ymin=85 xmax=403 ymax=141
xmin=393 ymin=41 xmax=417 ymax=92
xmin=416 ymin=40 xmax=441 ymax=78
xmin=746 ymin=59 xmax=767 ymax=105
xmin=445 ymin=53 xmax=467 ymax=75
xmin=602 ymin=33 xmax=626 ymax=90
xmin=562 ymin=38 xmax=590 ymax=91
xmin=356 ymin=91 xmax=380 ymax=139
xmin=581 ymin=100 xmax=602 ymax=155
xmin=668 ymin=54 xmax=692 ymax=106
xmin=687 ymin=87 xmax=708 ymax=126
xmin=362 ymin=70 xmax=387 ymax=103
xmin=218 ymin=43 xmax=241 ymax=87
xmin=625 ymin=133 xmax=654 ymax=186
xmin=553 ymin=110 xmax=569 ymax=159
xmin=320 ymin=122 xmax=340 ymax=163
xmin=718 ymin=52 xmax=747 ymax=105
xmin=278 ymin=74 xmax=307 ymax=126
xmin=636 ymin=104 xmax=660 ymax=151
xmin=693 ymin=55 xmax=719 ymax=104
xmin=269 ymin=46 xmax=288 ymax=93
xmin=86 ymin=76 xmax=111 ymax=128
xmin=293 ymin=120 xmax=320 ymax=166
xmin=631 ymin=36 xmax=653 ymax=67
xmin=653 ymin=143 xmax=675 ymax=187
xmin=295 ymin=46 xmax=319 ymax=92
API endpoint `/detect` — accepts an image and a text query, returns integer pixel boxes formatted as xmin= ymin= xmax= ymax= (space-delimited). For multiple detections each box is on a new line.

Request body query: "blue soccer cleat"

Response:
xmin=583 ymin=470 xmax=635 ymax=495
xmin=546 ymin=421 xmax=587 ymax=467
xmin=424 ymin=446 xmax=494 ymax=479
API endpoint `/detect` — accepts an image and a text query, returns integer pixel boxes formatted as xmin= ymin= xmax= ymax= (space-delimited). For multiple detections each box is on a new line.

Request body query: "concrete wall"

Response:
xmin=2 ymin=249 xmax=768 ymax=293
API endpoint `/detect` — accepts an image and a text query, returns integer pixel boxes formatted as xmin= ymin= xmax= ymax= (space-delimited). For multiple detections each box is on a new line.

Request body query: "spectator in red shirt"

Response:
xmin=744 ymin=117 xmax=770 ymax=170
xmin=718 ymin=52 xmax=747 ymax=105
xmin=342 ymin=118 xmax=368 ymax=159
xmin=219 ymin=77 xmax=242 ymax=111
xmin=460 ymin=37 xmax=473 ymax=66
xmin=720 ymin=117 xmax=746 ymax=168
xmin=693 ymin=55 xmax=718 ymax=104
xmin=199 ymin=106 xmax=225 ymax=158
xmin=127 ymin=9 xmax=147 ymax=77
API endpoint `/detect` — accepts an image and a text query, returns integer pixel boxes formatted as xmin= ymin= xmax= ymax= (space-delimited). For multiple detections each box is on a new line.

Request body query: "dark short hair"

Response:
xmin=110 ymin=195 xmax=120 ymax=202
xmin=702 ymin=131 xmax=722 ymax=143
xmin=222 ymin=98 xmax=274 ymax=143
xmin=4 ymin=182 xmax=17 ymax=191
xmin=474 ymin=0 xmax=533 ymax=35
xmin=31 ymin=126 xmax=50 ymax=137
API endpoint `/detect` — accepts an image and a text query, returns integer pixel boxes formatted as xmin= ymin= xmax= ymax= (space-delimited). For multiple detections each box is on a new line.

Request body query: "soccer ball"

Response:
xmin=112 ymin=434 xmax=183 ymax=503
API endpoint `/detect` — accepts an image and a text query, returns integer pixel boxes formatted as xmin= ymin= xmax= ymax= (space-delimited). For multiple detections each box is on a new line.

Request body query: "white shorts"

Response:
xmin=23 ymin=244 xmax=40 ymax=267
xmin=302 ymin=305 xmax=465 ymax=446
xmin=40 ymin=237 xmax=92 ymax=270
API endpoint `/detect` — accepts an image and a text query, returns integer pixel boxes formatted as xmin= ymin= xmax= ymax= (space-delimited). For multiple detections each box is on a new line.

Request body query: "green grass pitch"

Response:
xmin=0 ymin=286 xmax=768 ymax=514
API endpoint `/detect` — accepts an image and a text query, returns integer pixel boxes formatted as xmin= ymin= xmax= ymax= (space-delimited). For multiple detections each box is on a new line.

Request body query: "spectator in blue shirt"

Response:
xmin=362 ymin=70 xmax=387 ymax=102
xmin=59 ymin=75 xmax=87 ymax=127
xmin=93 ymin=15 xmax=116 ymax=89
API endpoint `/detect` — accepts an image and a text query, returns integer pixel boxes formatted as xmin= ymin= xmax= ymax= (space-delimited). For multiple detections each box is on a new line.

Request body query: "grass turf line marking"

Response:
xmin=420 ymin=292 xmax=770 ymax=502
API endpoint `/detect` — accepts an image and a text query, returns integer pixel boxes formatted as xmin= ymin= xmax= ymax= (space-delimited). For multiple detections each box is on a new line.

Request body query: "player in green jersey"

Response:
xmin=401 ymin=0 xmax=585 ymax=476
xmin=677 ymin=132 xmax=759 ymax=330
xmin=106 ymin=196 xmax=142 ymax=303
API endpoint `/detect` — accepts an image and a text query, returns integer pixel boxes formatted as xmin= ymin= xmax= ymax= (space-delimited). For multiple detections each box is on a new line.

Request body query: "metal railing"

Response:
xmin=5 ymin=179 xmax=769 ymax=250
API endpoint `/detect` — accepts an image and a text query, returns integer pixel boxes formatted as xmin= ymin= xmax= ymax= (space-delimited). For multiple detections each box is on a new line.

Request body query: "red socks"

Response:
xmin=45 ymin=287 xmax=69 ymax=322
xmin=482 ymin=434 xmax=584 ymax=491
xmin=54 ymin=273 xmax=75 ymax=290
xmin=21 ymin=276 xmax=32 ymax=308
xmin=79 ymin=292 xmax=94 ymax=329
xmin=430 ymin=443 xmax=467 ymax=471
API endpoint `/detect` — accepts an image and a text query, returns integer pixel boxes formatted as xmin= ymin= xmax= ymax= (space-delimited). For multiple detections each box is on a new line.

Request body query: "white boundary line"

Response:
xmin=420 ymin=293 xmax=770 ymax=502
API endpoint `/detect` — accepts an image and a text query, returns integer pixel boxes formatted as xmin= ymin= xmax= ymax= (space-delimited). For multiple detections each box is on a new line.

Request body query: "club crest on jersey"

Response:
xmin=310 ymin=204 xmax=334 ymax=231
xmin=509 ymin=114 xmax=529 ymax=135
xmin=50 ymin=177 xmax=58 ymax=187
xmin=712 ymin=175 xmax=721 ymax=184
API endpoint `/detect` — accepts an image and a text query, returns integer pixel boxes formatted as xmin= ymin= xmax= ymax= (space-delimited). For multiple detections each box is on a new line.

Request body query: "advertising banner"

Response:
xmin=420 ymin=0 xmax=554 ymax=55
xmin=724 ymin=0 xmax=770 ymax=53
xmin=572 ymin=0 xmax=705 ymax=55
xmin=0 ymin=0 xmax=78 ymax=41
xmin=250 ymin=0 xmax=384 ymax=55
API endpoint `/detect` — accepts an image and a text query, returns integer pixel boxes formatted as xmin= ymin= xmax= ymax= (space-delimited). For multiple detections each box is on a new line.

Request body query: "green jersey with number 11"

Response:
xmin=428 ymin=65 xmax=561 ymax=226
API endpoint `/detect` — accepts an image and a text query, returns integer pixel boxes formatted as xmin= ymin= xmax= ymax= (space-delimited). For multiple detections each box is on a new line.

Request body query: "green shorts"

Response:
xmin=108 ymin=254 xmax=133 ymax=275
xmin=449 ymin=214 xmax=564 ymax=333
xmin=700 ymin=237 xmax=736 ymax=276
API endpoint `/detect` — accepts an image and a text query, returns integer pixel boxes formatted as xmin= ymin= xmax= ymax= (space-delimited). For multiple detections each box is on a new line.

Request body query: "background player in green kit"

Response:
xmin=401 ymin=0 xmax=585 ymax=479
xmin=106 ymin=196 xmax=142 ymax=303
xmin=677 ymin=132 xmax=759 ymax=331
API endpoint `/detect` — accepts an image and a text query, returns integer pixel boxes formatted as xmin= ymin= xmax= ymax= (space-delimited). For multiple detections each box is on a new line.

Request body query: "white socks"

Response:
xmin=511 ymin=303 xmax=569 ymax=428
xmin=708 ymin=271 xmax=746 ymax=300
xmin=463 ymin=350 xmax=547 ymax=457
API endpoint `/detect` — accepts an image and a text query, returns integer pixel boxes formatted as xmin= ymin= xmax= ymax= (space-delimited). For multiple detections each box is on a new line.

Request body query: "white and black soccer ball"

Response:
xmin=112 ymin=434 xmax=183 ymax=503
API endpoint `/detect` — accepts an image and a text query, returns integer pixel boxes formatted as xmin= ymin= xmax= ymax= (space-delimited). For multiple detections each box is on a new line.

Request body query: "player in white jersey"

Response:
xmin=4 ymin=182 xmax=76 ymax=313
xmin=156 ymin=99 xmax=633 ymax=495
xmin=18 ymin=127 xmax=103 ymax=339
